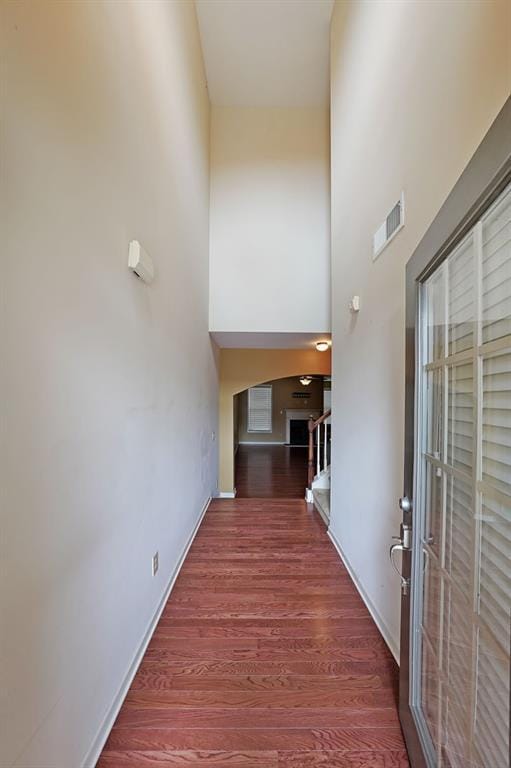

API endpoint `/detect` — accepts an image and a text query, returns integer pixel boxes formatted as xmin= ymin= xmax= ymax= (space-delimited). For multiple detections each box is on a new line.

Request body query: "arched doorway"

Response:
xmin=234 ymin=375 xmax=328 ymax=497
xmin=218 ymin=347 xmax=331 ymax=497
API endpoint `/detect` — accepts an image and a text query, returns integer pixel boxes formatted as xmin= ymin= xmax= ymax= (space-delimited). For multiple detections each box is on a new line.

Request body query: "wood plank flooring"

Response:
xmin=98 ymin=498 xmax=409 ymax=767
xmin=235 ymin=446 xmax=309 ymax=498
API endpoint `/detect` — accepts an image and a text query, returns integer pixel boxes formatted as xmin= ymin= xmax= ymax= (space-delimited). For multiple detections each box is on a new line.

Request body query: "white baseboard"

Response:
xmin=216 ymin=490 xmax=236 ymax=498
xmin=238 ymin=441 xmax=285 ymax=445
xmin=82 ymin=495 xmax=211 ymax=768
xmin=327 ymin=528 xmax=400 ymax=664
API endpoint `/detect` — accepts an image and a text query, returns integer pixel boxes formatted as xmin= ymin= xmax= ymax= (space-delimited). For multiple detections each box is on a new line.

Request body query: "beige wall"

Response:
xmin=219 ymin=349 xmax=331 ymax=493
xmin=0 ymin=2 xmax=217 ymax=766
xmin=233 ymin=392 xmax=240 ymax=455
xmin=329 ymin=0 xmax=511 ymax=659
xmin=209 ymin=106 xmax=331 ymax=333
xmin=237 ymin=376 xmax=324 ymax=444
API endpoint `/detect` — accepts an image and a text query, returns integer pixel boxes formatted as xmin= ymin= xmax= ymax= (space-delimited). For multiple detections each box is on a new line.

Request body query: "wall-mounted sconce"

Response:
xmin=349 ymin=295 xmax=360 ymax=313
xmin=128 ymin=240 xmax=155 ymax=284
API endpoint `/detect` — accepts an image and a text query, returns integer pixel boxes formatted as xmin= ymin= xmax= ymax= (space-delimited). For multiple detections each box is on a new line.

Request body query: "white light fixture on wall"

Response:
xmin=128 ymin=240 xmax=155 ymax=284
xmin=299 ymin=375 xmax=313 ymax=386
xmin=315 ymin=341 xmax=330 ymax=352
xmin=349 ymin=295 xmax=360 ymax=313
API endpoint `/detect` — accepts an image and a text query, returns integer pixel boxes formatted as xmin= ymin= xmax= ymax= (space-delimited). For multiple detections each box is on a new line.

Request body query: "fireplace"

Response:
xmin=285 ymin=409 xmax=321 ymax=445
xmin=289 ymin=419 xmax=309 ymax=446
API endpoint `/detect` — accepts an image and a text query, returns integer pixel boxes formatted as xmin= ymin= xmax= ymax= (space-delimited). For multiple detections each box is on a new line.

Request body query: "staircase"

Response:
xmin=305 ymin=409 xmax=331 ymax=525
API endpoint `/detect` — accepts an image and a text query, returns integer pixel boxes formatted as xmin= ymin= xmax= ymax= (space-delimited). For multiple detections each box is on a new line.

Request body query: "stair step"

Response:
xmin=313 ymin=488 xmax=330 ymax=525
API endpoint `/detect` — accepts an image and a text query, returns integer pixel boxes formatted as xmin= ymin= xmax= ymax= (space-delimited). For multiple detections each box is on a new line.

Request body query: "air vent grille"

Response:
xmin=387 ymin=200 xmax=402 ymax=239
xmin=373 ymin=193 xmax=405 ymax=260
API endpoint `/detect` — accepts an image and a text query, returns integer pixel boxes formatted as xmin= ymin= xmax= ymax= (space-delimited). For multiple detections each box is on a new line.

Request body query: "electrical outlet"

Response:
xmin=152 ymin=551 xmax=159 ymax=576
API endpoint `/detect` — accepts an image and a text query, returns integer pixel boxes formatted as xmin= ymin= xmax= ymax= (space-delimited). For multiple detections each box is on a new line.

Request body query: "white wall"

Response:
xmin=0 ymin=2 xmax=218 ymax=766
xmin=329 ymin=0 xmax=511 ymax=658
xmin=209 ymin=107 xmax=331 ymax=333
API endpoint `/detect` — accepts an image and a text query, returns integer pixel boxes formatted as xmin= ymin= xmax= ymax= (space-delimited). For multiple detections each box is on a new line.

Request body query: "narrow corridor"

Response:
xmin=98 ymin=498 xmax=409 ymax=767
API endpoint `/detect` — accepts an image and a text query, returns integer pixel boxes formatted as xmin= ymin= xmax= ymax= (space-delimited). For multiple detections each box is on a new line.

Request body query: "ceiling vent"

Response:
xmin=373 ymin=193 xmax=405 ymax=260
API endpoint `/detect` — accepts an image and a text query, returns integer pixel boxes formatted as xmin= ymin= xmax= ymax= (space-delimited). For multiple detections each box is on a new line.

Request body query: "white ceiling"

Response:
xmin=195 ymin=0 xmax=334 ymax=107
xmin=210 ymin=331 xmax=331 ymax=349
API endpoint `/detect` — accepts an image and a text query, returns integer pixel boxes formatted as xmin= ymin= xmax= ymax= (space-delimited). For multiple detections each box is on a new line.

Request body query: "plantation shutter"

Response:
xmin=247 ymin=386 xmax=272 ymax=432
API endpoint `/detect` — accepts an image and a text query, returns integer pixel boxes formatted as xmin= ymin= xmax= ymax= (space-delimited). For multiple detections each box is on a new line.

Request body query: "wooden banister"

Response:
xmin=307 ymin=410 xmax=331 ymax=488
xmin=308 ymin=409 xmax=331 ymax=431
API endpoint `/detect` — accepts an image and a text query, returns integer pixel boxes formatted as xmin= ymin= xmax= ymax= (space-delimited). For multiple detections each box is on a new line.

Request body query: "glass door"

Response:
xmin=400 ymin=179 xmax=511 ymax=767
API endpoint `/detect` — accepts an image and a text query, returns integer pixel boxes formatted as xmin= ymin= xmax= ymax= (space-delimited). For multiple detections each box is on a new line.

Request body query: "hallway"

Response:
xmin=98 ymin=498 xmax=409 ymax=767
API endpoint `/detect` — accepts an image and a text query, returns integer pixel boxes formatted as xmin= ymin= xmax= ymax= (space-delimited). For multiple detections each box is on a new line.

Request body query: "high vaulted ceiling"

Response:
xmin=195 ymin=0 xmax=334 ymax=107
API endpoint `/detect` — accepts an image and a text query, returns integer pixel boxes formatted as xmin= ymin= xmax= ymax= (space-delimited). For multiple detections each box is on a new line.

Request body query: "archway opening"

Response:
xmin=234 ymin=375 xmax=329 ymax=498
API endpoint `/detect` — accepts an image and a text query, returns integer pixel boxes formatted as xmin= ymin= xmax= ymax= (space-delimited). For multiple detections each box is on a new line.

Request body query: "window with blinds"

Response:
xmin=419 ymin=182 xmax=511 ymax=768
xmin=247 ymin=386 xmax=272 ymax=432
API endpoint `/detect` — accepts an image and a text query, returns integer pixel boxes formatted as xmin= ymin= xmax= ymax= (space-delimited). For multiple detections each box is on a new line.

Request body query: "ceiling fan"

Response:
xmin=298 ymin=375 xmax=327 ymax=386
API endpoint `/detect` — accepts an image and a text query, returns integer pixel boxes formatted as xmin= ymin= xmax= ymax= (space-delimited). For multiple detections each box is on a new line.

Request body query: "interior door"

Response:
xmin=396 ymin=103 xmax=511 ymax=768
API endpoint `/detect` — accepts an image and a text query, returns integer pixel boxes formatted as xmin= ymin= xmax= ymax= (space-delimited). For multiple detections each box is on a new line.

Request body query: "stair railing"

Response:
xmin=307 ymin=409 xmax=331 ymax=488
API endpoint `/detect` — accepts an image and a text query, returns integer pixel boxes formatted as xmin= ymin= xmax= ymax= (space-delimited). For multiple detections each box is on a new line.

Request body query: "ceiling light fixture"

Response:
xmin=315 ymin=341 xmax=330 ymax=352
xmin=299 ymin=375 xmax=313 ymax=386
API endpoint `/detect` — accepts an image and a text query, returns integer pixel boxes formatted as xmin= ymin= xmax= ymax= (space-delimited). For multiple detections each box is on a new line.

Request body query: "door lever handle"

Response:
xmin=389 ymin=542 xmax=405 ymax=575
xmin=389 ymin=543 xmax=410 ymax=595
xmin=390 ymin=522 xmax=412 ymax=595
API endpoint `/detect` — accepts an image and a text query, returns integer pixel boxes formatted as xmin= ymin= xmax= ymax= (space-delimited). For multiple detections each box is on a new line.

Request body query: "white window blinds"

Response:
xmin=420 ymin=181 xmax=511 ymax=768
xmin=247 ymin=386 xmax=272 ymax=432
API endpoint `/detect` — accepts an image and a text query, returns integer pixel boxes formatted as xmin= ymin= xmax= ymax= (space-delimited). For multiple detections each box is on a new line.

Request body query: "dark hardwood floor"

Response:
xmin=98 ymin=498 xmax=409 ymax=767
xmin=235 ymin=445 xmax=309 ymax=498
